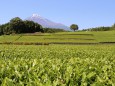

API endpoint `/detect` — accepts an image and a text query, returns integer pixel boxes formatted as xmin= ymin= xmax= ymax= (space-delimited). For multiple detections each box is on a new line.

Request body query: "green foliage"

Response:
xmin=0 ymin=45 xmax=115 ymax=85
xmin=23 ymin=20 xmax=43 ymax=33
xmin=9 ymin=17 xmax=25 ymax=34
xmin=83 ymin=24 xmax=115 ymax=31
xmin=70 ymin=24 xmax=79 ymax=31
xmin=84 ymin=26 xmax=111 ymax=31
xmin=0 ymin=23 xmax=11 ymax=35
xmin=0 ymin=17 xmax=43 ymax=35
xmin=43 ymin=28 xmax=65 ymax=33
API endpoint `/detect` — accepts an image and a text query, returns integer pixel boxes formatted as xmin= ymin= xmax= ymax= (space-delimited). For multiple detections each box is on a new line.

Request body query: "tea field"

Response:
xmin=0 ymin=31 xmax=115 ymax=45
xmin=0 ymin=45 xmax=115 ymax=86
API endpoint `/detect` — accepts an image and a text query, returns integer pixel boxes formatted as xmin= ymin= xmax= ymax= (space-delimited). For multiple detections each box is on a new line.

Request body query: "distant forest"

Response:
xmin=82 ymin=24 xmax=115 ymax=31
xmin=0 ymin=17 xmax=65 ymax=35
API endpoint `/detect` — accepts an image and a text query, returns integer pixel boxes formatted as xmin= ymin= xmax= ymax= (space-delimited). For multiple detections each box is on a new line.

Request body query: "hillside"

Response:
xmin=0 ymin=31 xmax=115 ymax=45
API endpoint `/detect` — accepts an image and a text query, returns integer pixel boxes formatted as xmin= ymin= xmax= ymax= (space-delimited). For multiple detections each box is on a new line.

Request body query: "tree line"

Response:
xmin=82 ymin=24 xmax=115 ymax=31
xmin=0 ymin=17 xmax=66 ymax=35
xmin=0 ymin=17 xmax=44 ymax=35
xmin=43 ymin=28 xmax=65 ymax=33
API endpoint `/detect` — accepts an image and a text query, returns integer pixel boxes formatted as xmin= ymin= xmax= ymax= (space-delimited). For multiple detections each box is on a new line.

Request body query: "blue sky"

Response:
xmin=0 ymin=0 xmax=115 ymax=29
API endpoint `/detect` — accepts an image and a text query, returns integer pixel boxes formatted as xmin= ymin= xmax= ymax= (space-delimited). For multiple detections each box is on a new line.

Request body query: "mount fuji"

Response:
xmin=26 ymin=14 xmax=70 ymax=30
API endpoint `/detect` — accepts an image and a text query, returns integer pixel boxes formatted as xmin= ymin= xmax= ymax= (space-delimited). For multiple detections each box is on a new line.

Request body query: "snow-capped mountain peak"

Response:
xmin=32 ymin=14 xmax=40 ymax=17
xmin=26 ymin=14 xmax=70 ymax=30
xmin=31 ymin=14 xmax=45 ymax=20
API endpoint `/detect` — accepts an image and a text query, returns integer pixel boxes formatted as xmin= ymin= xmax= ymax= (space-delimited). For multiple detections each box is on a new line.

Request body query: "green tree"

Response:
xmin=23 ymin=20 xmax=43 ymax=33
xmin=34 ymin=22 xmax=43 ymax=32
xmin=10 ymin=17 xmax=25 ymax=34
xmin=2 ymin=23 xmax=11 ymax=35
xmin=23 ymin=20 xmax=35 ymax=33
xmin=0 ymin=17 xmax=44 ymax=35
xmin=0 ymin=24 xmax=3 ymax=35
xmin=0 ymin=23 xmax=11 ymax=35
xmin=70 ymin=24 xmax=78 ymax=31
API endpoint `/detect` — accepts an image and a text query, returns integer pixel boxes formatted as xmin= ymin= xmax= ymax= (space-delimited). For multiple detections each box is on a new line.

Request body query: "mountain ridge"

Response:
xmin=26 ymin=14 xmax=70 ymax=30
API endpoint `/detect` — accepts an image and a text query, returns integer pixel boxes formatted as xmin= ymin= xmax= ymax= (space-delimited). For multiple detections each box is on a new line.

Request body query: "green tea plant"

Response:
xmin=0 ymin=45 xmax=115 ymax=85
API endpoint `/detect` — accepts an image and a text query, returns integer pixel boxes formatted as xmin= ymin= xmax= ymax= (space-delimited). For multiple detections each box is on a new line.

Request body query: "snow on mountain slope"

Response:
xmin=26 ymin=14 xmax=70 ymax=30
